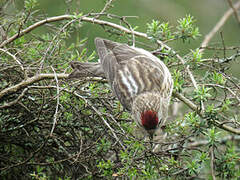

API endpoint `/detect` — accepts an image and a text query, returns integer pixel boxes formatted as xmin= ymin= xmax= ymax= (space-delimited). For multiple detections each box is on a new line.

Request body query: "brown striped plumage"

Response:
xmin=69 ymin=38 xmax=173 ymax=138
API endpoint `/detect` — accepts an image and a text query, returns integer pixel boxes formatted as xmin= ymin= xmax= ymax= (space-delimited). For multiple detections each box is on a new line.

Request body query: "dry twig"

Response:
xmin=0 ymin=88 xmax=28 ymax=109
xmin=200 ymin=1 xmax=240 ymax=52
xmin=50 ymin=66 xmax=60 ymax=136
xmin=96 ymin=0 xmax=115 ymax=19
xmin=0 ymin=48 xmax=25 ymax=74
xmin=73 ymin=91 xmax=126 ymax=150
xmin=227 ymin=0 xmax=240 ymax=25
xmin=0 ymin=73 xmax=68 ymax=100
xmin=210 ymin=146 xmax=216 ymax=180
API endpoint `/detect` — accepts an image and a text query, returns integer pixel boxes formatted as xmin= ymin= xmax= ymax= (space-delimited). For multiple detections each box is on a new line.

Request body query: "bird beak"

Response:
xmin=148 ymin=129 xmax=155 ymax=141
xmin=148 ymin=130 xmax=156 ymax=149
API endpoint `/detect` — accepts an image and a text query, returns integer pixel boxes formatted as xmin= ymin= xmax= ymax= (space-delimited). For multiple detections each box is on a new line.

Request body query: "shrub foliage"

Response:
xmin=0 ymin=0 xmax=240 ymax=179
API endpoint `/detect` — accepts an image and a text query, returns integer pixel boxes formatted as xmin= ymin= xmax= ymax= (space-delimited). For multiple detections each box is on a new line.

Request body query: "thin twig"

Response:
xmin=40 ymin=18 xmax=76 ymax=72
xmin=188 ymin=135 xmax=240 ymax=147
xmin=2 ymin=118 xmax=39 ymax=133
xmin=0 ymin=88 xmax=28 ymax=109
xmin=210 ymin=146 xmax=216 ymax=180
xmin=0 ymin=48 xmax=25 ymax=74
xmin=0 ymin=25 xmax=7 ymax=41
xmin=0 ymin=137 xmax=47 ymax=171
xmin=220 ymin=31 xmax=226 ymax=59
xmin=73 ymin=91 xmax=126 ymax=150
xmin=0 ymin=73 xmax=68 ymax=100
xmin=72 ymin=131 xmax=83 ymax=164
xmin=227 ymin=0 xmax=240 ymax=25
xmin=96 ymin=0 xmax=115 ymax=19
xmin=201 ymin=46 xmax=240 ymax=51
xmin=104 ymin=113 xmax=126 ymax=134
xmin=50 ymin=66 xmax=60 ymax=136
xmin=186 ymin=64 xmax=198 ymax=89
xmin=204 ymin=83 xmax=240 ymax=104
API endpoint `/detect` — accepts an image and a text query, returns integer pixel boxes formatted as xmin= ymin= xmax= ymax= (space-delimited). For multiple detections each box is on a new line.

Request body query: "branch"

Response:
xmin=173 ymin=91 xmax=240 ymax=135
xmin=0 ymin=14 xmax=198 ymax=89
xmin=0 ymin=48 xmax=25 ymax=73
xmin=0 ymin=73 xmax=106 ymax=100
xmin=0 ymin=88 xmax=28 ymax=109
xmin=0 ymin=75 xmax=107 ymax=102
xmin=73 ymin=91 xmax=126 ymax=150
xmin=50 ymin=67 xmax=60 ymax=136
xmin=0 ymin=73 xmax=68 ymax=100
xmin=188 ymin=135 xmax=240 ymax=147
xmin=0 ymin=14 xmax=143 ymax=48
xmin=200 ymin=1 xmax=240 ymax=52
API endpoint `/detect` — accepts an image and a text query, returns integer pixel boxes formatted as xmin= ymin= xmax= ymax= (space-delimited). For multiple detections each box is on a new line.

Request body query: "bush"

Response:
xmin=0 ymin=0 xmax=240 ymax=179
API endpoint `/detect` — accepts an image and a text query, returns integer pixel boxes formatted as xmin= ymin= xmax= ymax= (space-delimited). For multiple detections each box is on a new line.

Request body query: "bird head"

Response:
xmin=132 ymin=92 xmax=167 ymax=139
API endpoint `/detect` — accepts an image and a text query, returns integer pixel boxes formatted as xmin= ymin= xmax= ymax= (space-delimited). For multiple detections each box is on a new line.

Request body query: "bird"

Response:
xmin=69 ymin=37 xmax=173 ymax=140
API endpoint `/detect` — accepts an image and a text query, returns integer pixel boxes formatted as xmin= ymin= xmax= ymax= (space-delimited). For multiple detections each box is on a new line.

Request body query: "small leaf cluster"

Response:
xmin=176 ymin=15 xmax=200 ymax=42
xmin=24 ymin=0 xmax=38 ymax=11
xmin=216 ymin=145 xmax=240 ymax=179
xmin=173 ymin=70 xmax=184 ymax=93
xmin=212 ymin=72 xmax=226 ymax=85
xmin=146 ymin=15 xmax=200 ymax=42
xmin=147 ymin=20 xmax=173 ymax=42
xmin=194 ymin=85 xmax=212 ymax=102
xmin=191 ymin=48 xmax=202 ymax=63
xmin=97 ymin=160 xmax=113 ymax=177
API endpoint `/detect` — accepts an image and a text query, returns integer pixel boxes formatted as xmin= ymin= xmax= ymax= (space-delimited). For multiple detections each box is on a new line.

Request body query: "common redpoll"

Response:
xmin=69 ymin=38 xmax=173 ymax=139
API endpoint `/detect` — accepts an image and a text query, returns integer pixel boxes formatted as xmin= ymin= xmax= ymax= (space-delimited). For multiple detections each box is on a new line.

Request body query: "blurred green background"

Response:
xmin=11 ymin=0 xmax=240 ymax=76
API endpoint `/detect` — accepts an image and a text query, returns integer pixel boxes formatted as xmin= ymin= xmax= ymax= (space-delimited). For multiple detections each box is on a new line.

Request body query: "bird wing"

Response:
xmin=112 ymin=56 xmax=173 ymax=110
xmin=95 ymin=38 xmax=145 ymax=86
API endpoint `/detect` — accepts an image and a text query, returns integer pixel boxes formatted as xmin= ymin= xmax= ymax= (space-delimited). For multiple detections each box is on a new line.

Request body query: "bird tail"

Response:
xmin=94 ymin=38 xmax=119 ymax=84
xmin=68 ymin=61 xmax=105 ymax=79
xmin=94 ymin=37 xmax=120 ymax=59
xmin=94 ymin=38 xmax=109 ymax=60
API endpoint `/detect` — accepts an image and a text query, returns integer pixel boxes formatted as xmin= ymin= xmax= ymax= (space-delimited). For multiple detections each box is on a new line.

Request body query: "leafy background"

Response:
xmin=11 ymin=0 xmax=240 ymax=75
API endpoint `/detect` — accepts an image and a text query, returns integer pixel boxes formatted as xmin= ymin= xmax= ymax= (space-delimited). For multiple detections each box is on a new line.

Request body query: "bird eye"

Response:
xmin=161 ymin=125 xmax=166 ymax=130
